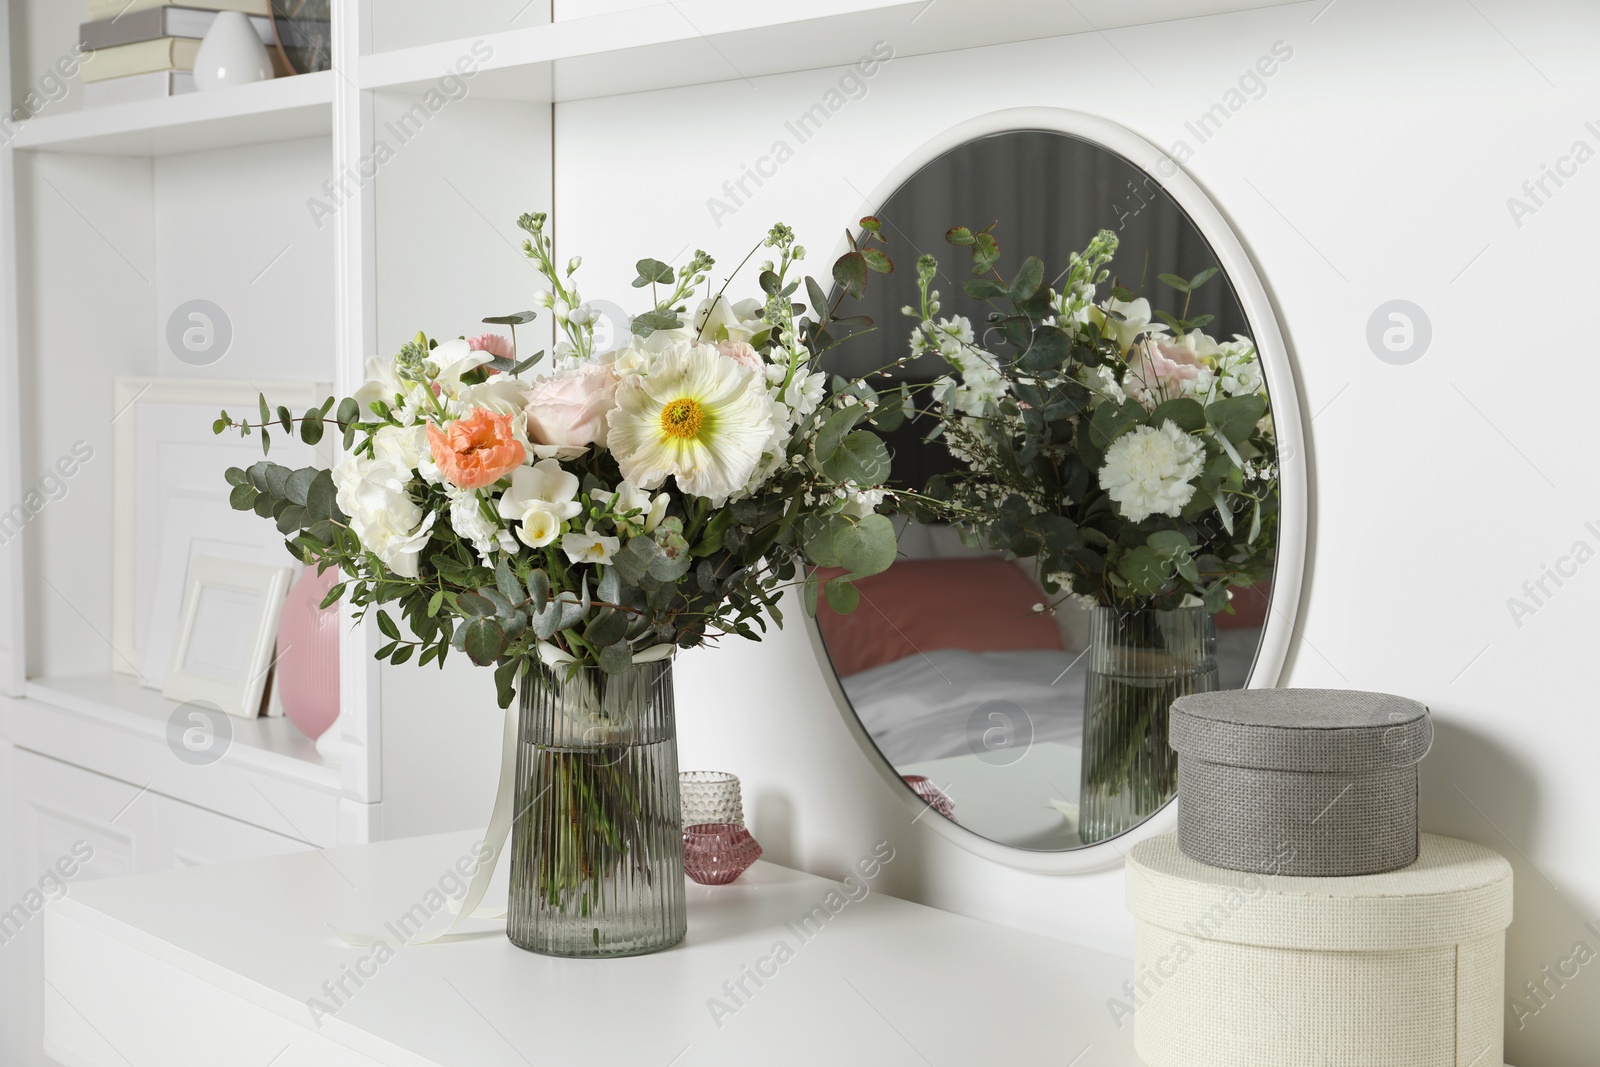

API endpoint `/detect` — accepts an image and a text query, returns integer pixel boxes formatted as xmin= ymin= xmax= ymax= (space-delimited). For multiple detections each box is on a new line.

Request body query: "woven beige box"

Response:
xmin=1125 ymin=833 xmax=1513 ymax=1067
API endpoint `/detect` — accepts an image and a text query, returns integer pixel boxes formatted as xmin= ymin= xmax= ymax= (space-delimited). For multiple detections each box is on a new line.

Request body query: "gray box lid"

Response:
xmin=1170 ymin=688 xmax=1432 ymax=772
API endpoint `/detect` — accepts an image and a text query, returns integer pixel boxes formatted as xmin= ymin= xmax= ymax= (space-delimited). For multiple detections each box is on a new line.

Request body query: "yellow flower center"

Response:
xmin=659 ymin=397 xmax=705 ymax=440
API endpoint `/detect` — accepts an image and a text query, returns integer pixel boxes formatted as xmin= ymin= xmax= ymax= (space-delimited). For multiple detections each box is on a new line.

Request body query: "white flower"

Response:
xmin=692 ymin=295 xmax=766 ymax=344
xmin=1080 ymin=363 xmax=1127 ymax=405
xmin=592 ymin=481 xmax=669 ymax=534
xmin=562 ymin=525 xmax=620 ymax=565
xmin=782 ymin=370 xmax=827 ymax=419
xmin=352 ymin=354 xmax=421 ymax=415
xmin=1217 ymin=336 xmax=1264 ymax=396
xmin=496 ymin=459 xmax=583 ymax=549
xmin=331 ymin=451 xmax=435 ymax=578
xmin=456 ymin=377 xmax=532 ymax=419
xmin=448 ymin=489 xmax=502 ymax=564
xmin=371 ymin=424 xmax=427 ymax=472
xmin=934 ymin=315 xmax=975 ymax=357
xmin=1097 ymin=420 xmax=1205 ymax=522
xmin=606 ymin=342 xmax=774 ymax=501
xmin=430 ymin=338 xmax=496 ymax=401
xmin=1097 ymin=296 xmax=1168 ymax=352
xmin=839 ymin=486 xmax=885 ymax=518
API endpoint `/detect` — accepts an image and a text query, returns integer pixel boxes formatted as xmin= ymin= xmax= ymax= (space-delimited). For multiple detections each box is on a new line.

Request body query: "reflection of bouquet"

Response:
xmin=213 ymin=214 xmax=901 ymax=709
xmin=909 ymin=226 xmax=1277 ymax=614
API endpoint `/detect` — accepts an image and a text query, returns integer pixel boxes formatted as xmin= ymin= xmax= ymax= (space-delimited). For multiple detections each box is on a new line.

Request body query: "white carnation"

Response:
xmin=1097 ymin=421 xmax=1205 ymax=522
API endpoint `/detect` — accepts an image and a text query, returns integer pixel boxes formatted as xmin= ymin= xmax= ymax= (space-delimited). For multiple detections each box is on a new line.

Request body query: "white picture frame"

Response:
xmin=141 ymin=487 xmax=305 ymax=694
xmin=112 ymin=377 xmax=328 ymax=677
xmin=162 ymin=556 xmax=293 ymax=719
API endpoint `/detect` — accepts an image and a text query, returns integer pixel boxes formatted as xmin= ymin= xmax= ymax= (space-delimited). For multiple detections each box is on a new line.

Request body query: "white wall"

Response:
xmin=540 ymin=2 xmax=1600 ymax=1063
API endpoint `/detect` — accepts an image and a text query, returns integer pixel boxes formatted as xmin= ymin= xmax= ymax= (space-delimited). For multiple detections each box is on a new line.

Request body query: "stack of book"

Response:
xmin=79 ymin=0 xmax=278 ymax=107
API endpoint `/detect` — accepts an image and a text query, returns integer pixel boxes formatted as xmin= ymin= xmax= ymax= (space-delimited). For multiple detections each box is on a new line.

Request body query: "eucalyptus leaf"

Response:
xmin=482 ymin=310 xmax=537 ymax=325
xmin=462 ymin=617 xmax=506 ymax=666
xmin=831 ymin=513 xmax=897 ymax=577
xmin=823 ymin=578 xmax=859 ymax=614
xmin=1009 ymin=256 xmax=1044 ymax=302
xmin=820 ymin=430 xmax=890 ymax=486
xmin=598 ymin=641 xmax=632 ymax=676
xmin=833 ymin=252 xmax=867 ymax=300
xmin=632 ymin=258 xmax=674 ymax=287
xmin=814 ymin=405 xmax=866 ymax=462
xmin=1150 ymin=398 xmax=1206 ymax=434
xmin=1205 ymin=394 xmax=1268 ymax=444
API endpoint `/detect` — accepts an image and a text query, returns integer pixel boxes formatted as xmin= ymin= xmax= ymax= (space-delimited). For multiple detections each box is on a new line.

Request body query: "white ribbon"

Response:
xmin=330 ymin=643 xmax=675 ymax=948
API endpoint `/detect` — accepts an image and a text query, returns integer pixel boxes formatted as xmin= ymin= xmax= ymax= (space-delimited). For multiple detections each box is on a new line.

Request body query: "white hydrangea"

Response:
xmin=447 ymin=488 xmax=503 ymax=564
xmin=331 ymin=451 xmax=435 ymax=578
xmin=1097 ymin=421 xmax=1205 ymax=522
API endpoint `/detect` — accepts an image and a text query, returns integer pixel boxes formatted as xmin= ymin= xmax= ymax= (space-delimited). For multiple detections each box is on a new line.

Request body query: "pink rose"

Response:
xmin=468 ymin=333 xmax=514 ymax=360
xmin=524 ymin=366 xmax=618 ymax=449
xmin=1125 ymin=337 xmax=1200 ymax=403
xmin=716 ymin=339 xmax=763 ymax=372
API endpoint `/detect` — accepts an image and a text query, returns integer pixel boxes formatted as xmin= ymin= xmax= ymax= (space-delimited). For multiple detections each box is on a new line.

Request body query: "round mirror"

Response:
xmin=811 ymin=110 xmax=1305 ymax=870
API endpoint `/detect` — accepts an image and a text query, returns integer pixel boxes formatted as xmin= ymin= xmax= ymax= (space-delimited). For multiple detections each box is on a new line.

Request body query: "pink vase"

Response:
xmin=276 ymin=566 xmax=341 ymax=741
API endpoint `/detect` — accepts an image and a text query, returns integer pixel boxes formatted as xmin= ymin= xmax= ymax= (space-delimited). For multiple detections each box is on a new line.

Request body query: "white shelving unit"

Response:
xmin=0 ymin=1 xmax=1288 ymax=1063
xmin=7 ymin=69 xmax=334 ymax=155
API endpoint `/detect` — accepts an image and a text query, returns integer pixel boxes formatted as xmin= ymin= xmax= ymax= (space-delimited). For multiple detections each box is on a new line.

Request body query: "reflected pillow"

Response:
xmin=814 ymin=559 xmax=1062 ymax=677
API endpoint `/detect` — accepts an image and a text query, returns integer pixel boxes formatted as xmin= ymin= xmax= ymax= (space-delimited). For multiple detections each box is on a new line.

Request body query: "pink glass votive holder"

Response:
xmin=683 ymin=823 xmax=763 ymax=885
xmin=903 ymin=775 xmax=956 ymax=822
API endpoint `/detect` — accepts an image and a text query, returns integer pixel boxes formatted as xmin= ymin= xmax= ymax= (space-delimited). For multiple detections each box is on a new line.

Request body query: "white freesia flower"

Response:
xmin=429 ymin=338 xmax=496 ymax=401
xmin=592 ymin=481 xmax=669 ymax=534
xmin=331 ymin=451 xmax=434 ymax=578
xmin=1097 ymin=420 xmax=1205 ymax=522
xmin=496 ymin=459 xmax=583 ymax=549
xmin=607 ymin=342 xmax=774 ymax=501
xmin=561 ymin=525 xmax=620 ymax=565
xmin=352 ymin=354 xmax=421 ymax=415
xmin=448 ymin=489 xmax=502 ymax=564
xmin=693 ymin=295 xmax=766 ymax=344
xmin=1097 ymin=296 xmax=1168 ymax=352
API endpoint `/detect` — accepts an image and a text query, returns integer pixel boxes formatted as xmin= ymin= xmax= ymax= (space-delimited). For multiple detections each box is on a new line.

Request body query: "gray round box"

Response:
xmin=1170 ymin=689 xmax=1433 ymax=877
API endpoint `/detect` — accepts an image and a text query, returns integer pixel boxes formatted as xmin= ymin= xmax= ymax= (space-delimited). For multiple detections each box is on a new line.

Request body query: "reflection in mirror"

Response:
xmin=817 ymin=130 xmax=1278 ymax=851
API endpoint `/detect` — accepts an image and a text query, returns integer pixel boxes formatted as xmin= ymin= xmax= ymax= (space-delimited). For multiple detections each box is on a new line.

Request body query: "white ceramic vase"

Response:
xmin=193 ymin=11 xmax=274 ymax=91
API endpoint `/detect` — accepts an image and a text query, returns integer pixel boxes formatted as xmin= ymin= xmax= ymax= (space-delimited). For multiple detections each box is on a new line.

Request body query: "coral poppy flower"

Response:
xmin=426 ymin=408 xmax=526 ymax=490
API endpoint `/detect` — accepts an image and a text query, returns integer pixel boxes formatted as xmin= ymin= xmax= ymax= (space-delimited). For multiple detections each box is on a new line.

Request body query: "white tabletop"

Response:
xmin=44 ymin=830 xmax=1142 ymax=1067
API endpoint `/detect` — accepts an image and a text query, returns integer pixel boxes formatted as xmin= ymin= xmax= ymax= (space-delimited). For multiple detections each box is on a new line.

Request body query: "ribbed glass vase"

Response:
xmin=507 ymin=659 xmax=686 ymax=957
xmin=1079 ymin=606 xmax=1218 ymax=844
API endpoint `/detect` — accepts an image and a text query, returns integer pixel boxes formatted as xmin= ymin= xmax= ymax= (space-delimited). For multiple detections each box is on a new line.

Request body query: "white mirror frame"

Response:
xmin=808 ymin=106 xmax=1308 ymax=874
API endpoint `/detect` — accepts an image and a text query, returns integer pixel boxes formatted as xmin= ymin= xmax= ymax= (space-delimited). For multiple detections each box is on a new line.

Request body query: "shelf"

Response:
xmin=8 ymin=71 xmax=333 ymax=156
xmin=359 ymin=0 xmax=1288 ymax=102
xmin=19 ymin=672 xmax=338 ymax=793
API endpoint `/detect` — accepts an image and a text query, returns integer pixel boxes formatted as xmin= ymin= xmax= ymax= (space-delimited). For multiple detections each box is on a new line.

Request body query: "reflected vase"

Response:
xmin=1079 ymin=606 xmax=1217 ymax=844
xmin=507 ymin=659 xmax=686 ymax=957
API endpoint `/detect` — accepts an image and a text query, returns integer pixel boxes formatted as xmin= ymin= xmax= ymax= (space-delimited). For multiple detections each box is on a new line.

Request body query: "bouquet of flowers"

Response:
xmin=214 ymin=213 xmax=901 ymax=709
xmin=902 ymin=225 xmax=1278 ymax=839
xmin=907 ymin=225 xmax=1276 ymax=613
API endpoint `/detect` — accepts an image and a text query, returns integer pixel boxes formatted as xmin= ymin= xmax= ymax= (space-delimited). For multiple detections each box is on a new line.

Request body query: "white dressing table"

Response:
xmin=43 ymin=831 xmax=1141 ymax=1066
